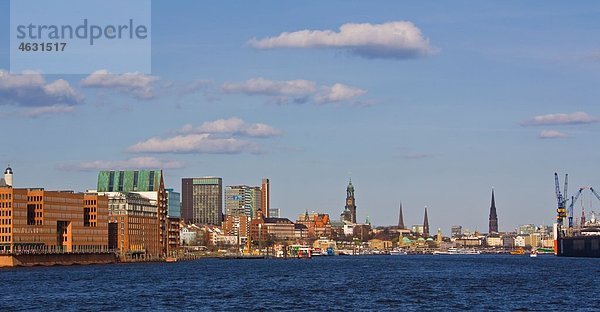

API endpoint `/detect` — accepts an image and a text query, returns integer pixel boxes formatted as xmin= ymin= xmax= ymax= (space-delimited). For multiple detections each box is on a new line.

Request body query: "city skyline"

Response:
xmin=3 ymin=1 xmax=600 ymax=232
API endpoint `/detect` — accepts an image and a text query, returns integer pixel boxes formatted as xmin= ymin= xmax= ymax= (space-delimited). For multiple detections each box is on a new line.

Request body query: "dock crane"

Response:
xmin=568 ymin=187 xmax=585 ymax=230
xmin=555 ymin=173 xmax=568 ymax=227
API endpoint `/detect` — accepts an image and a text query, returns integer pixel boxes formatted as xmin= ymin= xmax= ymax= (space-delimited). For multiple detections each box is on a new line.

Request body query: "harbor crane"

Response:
xmin=555 ymin=173 xmax=567 ymax=227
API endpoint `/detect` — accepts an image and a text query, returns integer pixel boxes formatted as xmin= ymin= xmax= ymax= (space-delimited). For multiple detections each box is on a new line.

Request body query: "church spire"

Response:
xmin=489 ymin=188 xmax=499 ymax=233
xmin=423 ymin=206 xmax=430 ymax=237
xmin=398 ymin=202 xmax=405 ymax=229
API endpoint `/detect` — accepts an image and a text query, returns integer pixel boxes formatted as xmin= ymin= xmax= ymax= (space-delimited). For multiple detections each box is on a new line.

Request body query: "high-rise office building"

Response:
xmin=182 ymin=177 xmax=223 ymax=225
xmin=261 ymin=178 xmax=270 ymax=218
xmin=489 ymin=188 xmax=499 ymax=234
xmin=225 ymin=185 xmax=261 ymax=217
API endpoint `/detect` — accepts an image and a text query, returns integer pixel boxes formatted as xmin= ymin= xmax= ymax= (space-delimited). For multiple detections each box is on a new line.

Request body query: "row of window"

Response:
xmin=0 ymin=194 xmax=12 ymax=200
xmin=0 ymin=227 xmax=11 ymax=233
xmin=0 ymin=219 xmax=11 ymax=225
xmin=0 ymin=202 xmax=11 ymax=208
xmin=0 ymin=210 xmax=12 ymax=216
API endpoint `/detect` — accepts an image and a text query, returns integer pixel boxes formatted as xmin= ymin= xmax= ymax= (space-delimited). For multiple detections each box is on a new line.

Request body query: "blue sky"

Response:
xmin=2 ymin=1 xmax=600 ymax=234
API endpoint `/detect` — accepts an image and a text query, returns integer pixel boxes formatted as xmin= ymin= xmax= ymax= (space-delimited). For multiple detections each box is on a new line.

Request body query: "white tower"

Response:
xmin=4 ymin=166 xmax=13 ymax=187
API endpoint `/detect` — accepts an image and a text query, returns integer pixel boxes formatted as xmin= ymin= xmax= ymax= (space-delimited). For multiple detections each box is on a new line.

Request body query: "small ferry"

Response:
xmin=433 ymin=247 xmax=481 ymax=255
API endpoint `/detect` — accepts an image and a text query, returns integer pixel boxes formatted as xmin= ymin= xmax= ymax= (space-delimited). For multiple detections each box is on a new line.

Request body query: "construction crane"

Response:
xmin=589 ymin=187 xmax=600 ymax=202
xmin=568 ymin=187 xmax=585 ymax=229
xmin=555 ymin=173 xmax=567 ymax=227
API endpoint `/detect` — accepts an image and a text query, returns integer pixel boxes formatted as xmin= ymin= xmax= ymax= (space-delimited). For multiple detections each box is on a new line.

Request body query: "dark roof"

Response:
xmin=295 ymin=223 xmax=308 ymax=230
xmin=263 ymin=217 xmax=293 ymax=224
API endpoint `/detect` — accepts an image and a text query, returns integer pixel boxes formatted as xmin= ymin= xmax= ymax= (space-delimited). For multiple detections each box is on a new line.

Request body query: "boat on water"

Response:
xmin=530 ymin=249 xmax=538 ymax=258
xmin=510 ymin=248 xmax=525 ymax=255
xmin=389 ymin=248 xmax=408 ymax=256
xmin=433 ymin=247 xmax=481 ymax=255
xmin=165 ymin=257 xmax=177 ymax=262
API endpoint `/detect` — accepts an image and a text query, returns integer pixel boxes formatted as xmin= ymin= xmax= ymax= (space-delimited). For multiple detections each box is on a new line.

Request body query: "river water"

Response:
xmin=1 ymin=255 xmax=598 ymax=311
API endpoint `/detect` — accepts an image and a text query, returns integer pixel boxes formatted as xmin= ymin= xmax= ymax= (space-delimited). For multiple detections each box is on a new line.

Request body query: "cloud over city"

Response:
xmin=521 ymin=112 xmax=597 ymax=126
xmin=81 ymin=69 xmax=158 ymax=99
xmin=127 ymin=118 xmax=281 ymax=155
xmin=539 ymin=130 xmax=568 ymax=139
xmin=248 ymin=21 xmax=436 ymax=59
xmin=0 ymin=70 xmax=83 ymax=108
xmin=58 ymin=157 xmax=185 ymax=171
xmin=221 ymin=78 xmax=366 ymax=105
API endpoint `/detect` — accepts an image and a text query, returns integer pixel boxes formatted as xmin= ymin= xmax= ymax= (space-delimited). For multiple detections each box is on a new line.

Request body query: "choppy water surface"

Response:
xmin=1 ymin=255 xmax=598 ymax=311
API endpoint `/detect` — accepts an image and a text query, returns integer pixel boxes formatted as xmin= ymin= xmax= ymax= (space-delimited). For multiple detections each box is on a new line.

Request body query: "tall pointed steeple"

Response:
xmin=398 ymin=202 xmax=405 ymax=229
xmin=423 ymin=206 xmax=430 ymax=237
xmin=489 ymin=188 xmax=499 ymax=233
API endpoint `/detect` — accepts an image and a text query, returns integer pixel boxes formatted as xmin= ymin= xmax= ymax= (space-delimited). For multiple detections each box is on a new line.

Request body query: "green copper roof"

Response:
xmin=97 ymin=170 xmax=162 ymax=192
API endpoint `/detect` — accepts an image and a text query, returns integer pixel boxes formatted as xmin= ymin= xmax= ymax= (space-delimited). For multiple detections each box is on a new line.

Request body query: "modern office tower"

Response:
xmin=341 ymin=178 xmax=357 ymax=223
xmin=423 ymin=207 xmax=430 ymax=237
xmin=0 ymin=186 xmax=109 ymax=254
xmin=489 ymin=188 xmax=499 ymax=234
xmin=97 ymin=170 xmax=168 ymax=257
xmin=225 ymin=185 xmax=261 ymax=217
xmin=398 ymin=202 xmax=405 ymax=229
xmin=451 ymin=225 xmax=463 ymax=238
xmin=182 ymin=177 xmax=223 ymax=225
xmin=261 ymin=178 xmax=270 ymax=218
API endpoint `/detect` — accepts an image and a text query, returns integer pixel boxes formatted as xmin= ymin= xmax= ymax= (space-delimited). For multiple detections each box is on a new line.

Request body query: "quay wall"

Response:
xmin=0 ymin=253 xmax=117 ymax=267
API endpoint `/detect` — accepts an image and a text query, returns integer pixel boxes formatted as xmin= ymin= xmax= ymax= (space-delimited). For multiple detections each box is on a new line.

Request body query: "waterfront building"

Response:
xmin=341 ymin=178 xmax=357 ymax=223
xmin=222 ymin=215 xmax=251 ymax=240
xmin=180 ymin=224 xmax=201 ymax=246
xmin=294 ymin=223 xmax=308 ymax=240
xmin=104 ymin=192 xmax=161 ymax=259
xmin=182 ymin=177 xmax=223 ymax=225
xmin=517 ymin=224 xmax=537 ymax=235
xmin=423 ymin=207 xmax=430 ymax=237
xmin=250 ymin=217 xmax=295 ymax=241
xmin=489 ymin=188 xmax=499 ymax=234
xmin=225 ymin=185 xmax=261 ymax=218
xmin=0 ymin=184 xmax=109 ymax=254
xmin=369 ymin=238 xmax=392 ymax=251
xmin=97 ymin=170 xmax=168 ymax=257
xmin=455 ymin=236 xmax=483 ymax=247
xmin=514 ymin=235 xmax=529 ymax=247
xmin=261 ymin=178 xmax=270 ymax=218
xmin=451 ymin=225 xmax=462 ymax=238
xmin=165 ymin=188 xmax=181 ymax=255
xmin=296 ymin=211 xmax=332 ymax=239
xmin=501 ymin=234 xmax=515 ymax=248
xmin=486 ymin=235 xmax=503 ymax=247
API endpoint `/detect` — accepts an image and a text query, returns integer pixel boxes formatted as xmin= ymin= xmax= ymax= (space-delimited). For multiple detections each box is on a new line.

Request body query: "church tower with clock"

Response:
xmin=341 ymin=178 xmax=357 ymax=223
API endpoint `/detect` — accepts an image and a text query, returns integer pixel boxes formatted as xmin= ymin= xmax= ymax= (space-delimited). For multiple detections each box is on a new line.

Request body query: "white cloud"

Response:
xmin=58 ymin=157 xmax=184 ymax=171
xmin=180 ymin=117 xmax=282 ymax=137
xmin=315 ymin=83 xmax=366 ymax=104
xmin=81 ymin=69 xmax=158 ymax=99
xmin=222 ymin=78 xmax=366 ymax=105
xmin=521 ymin=112 xmax=597 ymax=126
xmin=128 ymin=134 xmax=261 ymax=154
xmin=248 ymin=21 xmax=436 ymax=59
xmin=539 ymin=130 xmax=568 ymax=139
xmin=221 ymin=77 xmax=316 ymax=96
xmin=23 ymin=105 xmax=76 ymax=117
xmin=0 ymin=70 xmax=83 ymax=107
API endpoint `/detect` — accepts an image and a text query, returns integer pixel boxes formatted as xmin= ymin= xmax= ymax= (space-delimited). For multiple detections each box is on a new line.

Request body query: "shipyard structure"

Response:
xmin=553 ymin=173 xmax=600 ymax=258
